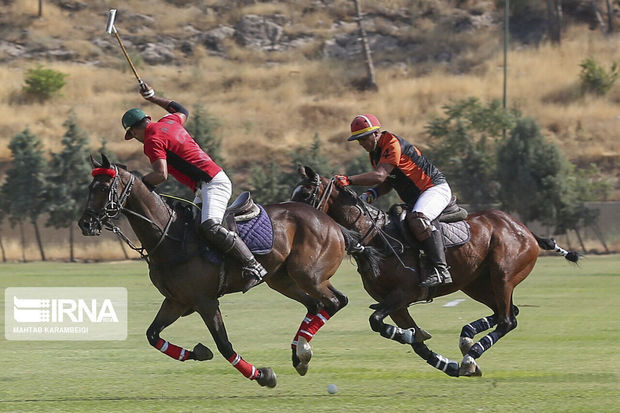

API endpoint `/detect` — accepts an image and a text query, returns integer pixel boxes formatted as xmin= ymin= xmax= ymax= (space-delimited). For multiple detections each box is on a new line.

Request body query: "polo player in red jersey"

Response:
xmin=333 ymin=114 xmax=453 ymax=288
xmin=122 ymin=83 xmax=266 ymax=292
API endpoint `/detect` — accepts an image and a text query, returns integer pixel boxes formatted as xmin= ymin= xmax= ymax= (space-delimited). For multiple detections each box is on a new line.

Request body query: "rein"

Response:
xmin=307 ymin=176 xmax=415 ymax=273
xmin=98 ymin=165 xmax=177 ymax=263
xmin=353 ymin=193 xmax=416 ymax=273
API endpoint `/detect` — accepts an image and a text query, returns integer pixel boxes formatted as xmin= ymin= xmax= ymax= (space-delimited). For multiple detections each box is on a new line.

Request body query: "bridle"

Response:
xmin=299 ymin=175 xmax=385 ymax=245
xmin=308 ymin=174 xmax=334 ymax=212
xmin=298 ymin=174 xmax=415 ymax=273
xmin=88 ymin=165 xmax=176 ymax=262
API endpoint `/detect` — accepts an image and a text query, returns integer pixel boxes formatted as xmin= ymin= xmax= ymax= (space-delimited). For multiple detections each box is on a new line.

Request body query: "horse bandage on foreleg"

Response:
xmin=155 ymin=338 xmax=191 ymax=361
xmin=227 ymin=353 xmax=260 ymax=380
xmin=292 ymin=310 xmax=331 ymax=347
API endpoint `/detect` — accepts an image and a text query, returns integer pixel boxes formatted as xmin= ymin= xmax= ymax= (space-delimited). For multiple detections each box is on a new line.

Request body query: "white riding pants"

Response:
xmin=194 ymin=171 xmax=232 ymax=224
xmin=412 ymin=182 xmax=452 ymax=221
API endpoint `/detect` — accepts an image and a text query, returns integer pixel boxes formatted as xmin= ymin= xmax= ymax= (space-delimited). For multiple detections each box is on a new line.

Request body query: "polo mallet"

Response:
xmin=105 ymin=9 xmax=153 ymax=96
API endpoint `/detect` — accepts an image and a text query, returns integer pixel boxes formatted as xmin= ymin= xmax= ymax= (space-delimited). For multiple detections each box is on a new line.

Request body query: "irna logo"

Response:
xmin=5 ymin=287 xmax=127 ymax=341
xmin=13 ymin=296 xmax=119 ymax=323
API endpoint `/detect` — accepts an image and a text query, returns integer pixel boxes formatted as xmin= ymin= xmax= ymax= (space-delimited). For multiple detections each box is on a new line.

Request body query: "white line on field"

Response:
xmin=443 ymin=299 xmax=466 ymax=307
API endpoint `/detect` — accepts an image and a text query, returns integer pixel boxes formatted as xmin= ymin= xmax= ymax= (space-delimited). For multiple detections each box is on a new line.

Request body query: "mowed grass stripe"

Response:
xmin=0 ymin=255 xmax=619 ymax=412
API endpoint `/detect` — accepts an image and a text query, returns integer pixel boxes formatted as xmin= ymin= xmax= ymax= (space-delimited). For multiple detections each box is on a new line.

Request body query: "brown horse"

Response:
xmin=78 ymin=155 xmax=357 ymax=387
xmin=291 ymin=165 xmax=578 ymax=377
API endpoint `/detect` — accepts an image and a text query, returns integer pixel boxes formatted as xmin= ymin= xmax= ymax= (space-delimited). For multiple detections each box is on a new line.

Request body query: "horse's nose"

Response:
xmin=78 ymin=213 xmax=101 ymax=236
xmin=77 ymin=216 xmax=91 ymax=236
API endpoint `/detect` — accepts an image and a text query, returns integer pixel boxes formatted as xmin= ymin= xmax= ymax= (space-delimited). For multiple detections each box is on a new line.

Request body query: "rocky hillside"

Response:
xmin=1 ymin=0 xmax=618 ymax=198
xmin=1 ymin=0 xmax=614 ymax=70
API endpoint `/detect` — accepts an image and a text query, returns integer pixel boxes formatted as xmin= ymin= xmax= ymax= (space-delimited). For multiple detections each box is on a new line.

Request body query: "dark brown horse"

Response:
xmin=78 ymin=155 xmax=357 ymax=387
xmin=291 ymin=166 xmax=578 ymax=377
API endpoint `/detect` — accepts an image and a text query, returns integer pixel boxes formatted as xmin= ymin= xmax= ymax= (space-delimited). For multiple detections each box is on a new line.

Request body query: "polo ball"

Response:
xmin=327 ymin=383 xmax=338 ymax=394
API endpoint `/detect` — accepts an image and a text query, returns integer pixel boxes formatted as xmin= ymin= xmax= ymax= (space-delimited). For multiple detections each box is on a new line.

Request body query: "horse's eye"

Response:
xmin=99 ymin=185 xmax=109 ymax=193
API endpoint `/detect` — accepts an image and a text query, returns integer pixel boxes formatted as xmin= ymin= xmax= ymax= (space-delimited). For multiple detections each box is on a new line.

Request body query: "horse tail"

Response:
xmin=338 ymin=224 xmax=384 ymax=278
xmin=533 ymin=233 xmax=580 ymax=263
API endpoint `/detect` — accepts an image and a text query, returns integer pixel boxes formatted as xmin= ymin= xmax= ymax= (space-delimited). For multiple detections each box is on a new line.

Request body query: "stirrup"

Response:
xmin=241 ymin=262 xmax=267 ymax=293
xmin=419 ymin=273 xmax=442 ymax=288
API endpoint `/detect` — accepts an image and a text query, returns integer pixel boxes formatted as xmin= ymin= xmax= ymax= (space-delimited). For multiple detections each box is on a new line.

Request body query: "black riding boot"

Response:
xmin=200 ymin=219 xmax=267 ymax=293
xmin=419 ymin=228 xmax=452 ymax=288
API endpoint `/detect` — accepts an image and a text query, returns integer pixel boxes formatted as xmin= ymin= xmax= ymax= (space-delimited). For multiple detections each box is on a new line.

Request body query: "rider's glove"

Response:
xmin=360 ymin=188 xmax=377 ymax=204
xmin=140 ymin=82 xmax=155 ymax=99
xmin=333 ymin=175 xmax=351 ymax=188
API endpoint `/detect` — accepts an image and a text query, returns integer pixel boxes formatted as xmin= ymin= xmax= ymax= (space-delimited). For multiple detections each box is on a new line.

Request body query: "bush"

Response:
xmin=23 ymin=66 xmax=68 ymax=100
xmin=579 ymin=58 xmax=618 ymax=96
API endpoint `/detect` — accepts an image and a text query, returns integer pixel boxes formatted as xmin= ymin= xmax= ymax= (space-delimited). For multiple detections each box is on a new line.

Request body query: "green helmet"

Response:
xmin=121 ymin=108 xmax=148 ymax=140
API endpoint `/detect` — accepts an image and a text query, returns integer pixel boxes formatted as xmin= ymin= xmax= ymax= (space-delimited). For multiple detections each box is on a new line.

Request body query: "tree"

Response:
xmin=23 ymin=65 xmax=67 ymax=101
xmin=0 ymin=206 xmax=7 ymax=262
xmin=248 ymin=133 xmax=334 ymax=204
xmin=1 ymin=128 xmax=48 ymax=261
xmin=496 ymin=117 xmax=575 ymax=227
xmin=545 ymin=0 xmax=563 ymax=44
xmin=186 ymin=104 xmax=223 ymax=164
xmin=579 ymin=57 xmax=619 ymax=96
xmin=352 ymin=0 xmax=377 ymax=90
xmin=45 ymin=112 xmax=92 ymax=261
xmin=248 ymin=160 xmax=288 ymax=204
xmin=425 ymin=98 xmax=518 ymax=209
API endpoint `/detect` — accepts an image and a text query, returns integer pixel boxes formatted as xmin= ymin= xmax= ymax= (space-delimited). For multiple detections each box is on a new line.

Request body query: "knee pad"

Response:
xmin=407 ymin=212 xmax=433 ymax=242
xmin=200 ymin=219 xmax=235 ymax=251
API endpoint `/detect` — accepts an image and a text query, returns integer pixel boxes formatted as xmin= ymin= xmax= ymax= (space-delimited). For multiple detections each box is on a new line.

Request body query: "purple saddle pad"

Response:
xmin=439 ymin=221 xmax=470 ymax=248
xmin=236 ymin=205 xmax=273 ymax=255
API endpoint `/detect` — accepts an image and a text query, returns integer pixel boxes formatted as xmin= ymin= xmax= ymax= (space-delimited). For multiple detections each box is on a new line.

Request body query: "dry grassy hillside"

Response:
xmin=0 ymin=0 xmax=618 ymax=197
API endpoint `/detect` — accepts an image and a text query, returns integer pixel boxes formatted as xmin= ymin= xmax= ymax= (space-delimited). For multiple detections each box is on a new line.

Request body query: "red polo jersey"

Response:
xmin=143 ymin=113 xmax=222 ymax=191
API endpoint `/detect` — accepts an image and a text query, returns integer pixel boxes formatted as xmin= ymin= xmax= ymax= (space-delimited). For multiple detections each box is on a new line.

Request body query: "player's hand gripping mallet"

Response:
xmin=105 ymin=9 xmax=154 ymax=97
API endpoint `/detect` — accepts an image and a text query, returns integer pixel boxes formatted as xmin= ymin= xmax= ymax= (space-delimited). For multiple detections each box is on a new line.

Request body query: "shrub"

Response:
xmin=22 ymin=66 xmax=68 ymax=100
xmin=579 ymin=58 xmax=618 ymax=96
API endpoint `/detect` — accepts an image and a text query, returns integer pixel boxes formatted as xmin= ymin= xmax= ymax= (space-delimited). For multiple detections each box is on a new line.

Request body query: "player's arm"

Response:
xmin=142 ymin=159 xmax=168 ymax=187
xmin=140 ymin=83 xmax=189 ymax=124
xmin=348 ymin=163 xmax=395 ymax=186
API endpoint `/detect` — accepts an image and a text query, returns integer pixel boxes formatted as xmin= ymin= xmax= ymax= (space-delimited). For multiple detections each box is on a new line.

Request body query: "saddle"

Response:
xmin=388 ymin=196 xmax=471 ymax=249
xmin=170 ymin=192 xmax=273 ymax=265
xmin=222 ymin=191 xmax=261 ymax=232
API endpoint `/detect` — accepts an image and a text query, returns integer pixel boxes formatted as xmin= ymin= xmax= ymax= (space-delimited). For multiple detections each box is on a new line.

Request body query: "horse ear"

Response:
xmin=101 ymin=153 xmax=111 ymax=168
xmin=297 ymin=164 xmax=307 ymax=178
xmin=304 ymin=165 xmax=317 ymax=179
xmin=90 ymin=154 xmax=102 ymax=168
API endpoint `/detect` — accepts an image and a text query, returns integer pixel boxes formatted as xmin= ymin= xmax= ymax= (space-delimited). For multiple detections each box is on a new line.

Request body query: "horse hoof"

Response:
xmin=415 ymin=328 xmax=432 ymax=343
xmin=296 ymin=337 xmax=313 ymax=365
xmin=192 ymin=343 xmax=213 ymax=361
xmin=459 ymin=337 xmax=474 ymax=356
xmin=295 ymin=362 xmax=309 ymax=376
xmin=459 ymin=355 xmax=482 ymax=377
xmin=257 ymin=367 xmax=277 ymax=388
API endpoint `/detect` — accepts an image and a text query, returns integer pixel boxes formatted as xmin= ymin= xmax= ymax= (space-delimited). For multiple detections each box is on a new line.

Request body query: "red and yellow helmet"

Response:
xmin=348 ymin=114 xmax=381 ymax=141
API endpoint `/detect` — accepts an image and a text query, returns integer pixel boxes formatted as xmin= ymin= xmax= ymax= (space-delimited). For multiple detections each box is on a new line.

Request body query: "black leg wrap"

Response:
xmin=460 ymin=314 xmax=497 ymax=339
xmin=467 ymin=329 xmax=505 ymax=359
xmin=380 ymin=324 xmax=415 ymax=344
xmin=412 ymin=342 xmax=459 ymax=377
xmin=412 ymin=342 xmax=432 ymax=359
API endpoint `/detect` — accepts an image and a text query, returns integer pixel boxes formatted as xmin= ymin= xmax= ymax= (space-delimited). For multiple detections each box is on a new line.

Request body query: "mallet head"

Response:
xmin=105 ymin=9 xmax=117 ymax=34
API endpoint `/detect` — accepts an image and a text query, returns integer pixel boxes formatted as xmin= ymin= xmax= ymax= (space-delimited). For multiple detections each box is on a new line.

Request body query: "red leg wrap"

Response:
xmin=155 ymin=338 xmax=190 ymax=361
xmin=293 ymin=310 xmax=331 ymax=345
xmin=227 ymin=353 xmax=259 ymax=380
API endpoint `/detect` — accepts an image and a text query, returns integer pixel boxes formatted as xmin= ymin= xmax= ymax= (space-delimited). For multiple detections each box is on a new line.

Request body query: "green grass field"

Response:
xmin=1 ymin=255 xmax=619 ymax=412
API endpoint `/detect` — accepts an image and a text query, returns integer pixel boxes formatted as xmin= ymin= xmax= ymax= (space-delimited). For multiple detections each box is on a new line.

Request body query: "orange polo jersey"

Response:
xmin=369 ymin=131 xmax=446 ymax=205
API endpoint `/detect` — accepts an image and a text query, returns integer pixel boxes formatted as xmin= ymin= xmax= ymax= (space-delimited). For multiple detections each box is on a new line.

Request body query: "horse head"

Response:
xmin=78 ymin=154 xmax=134 ymax=236
xmin=291 ymin=165 xmax=333 ymax=210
